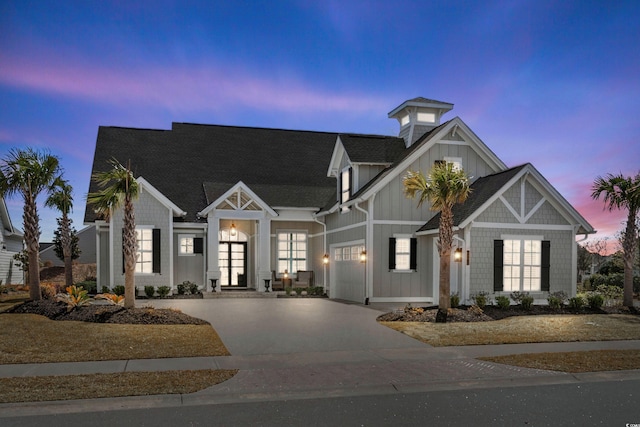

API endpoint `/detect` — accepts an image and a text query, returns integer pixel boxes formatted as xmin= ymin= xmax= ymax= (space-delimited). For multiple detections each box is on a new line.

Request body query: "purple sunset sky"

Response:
xmin=1 ymin=1 xmax=638 ymax=249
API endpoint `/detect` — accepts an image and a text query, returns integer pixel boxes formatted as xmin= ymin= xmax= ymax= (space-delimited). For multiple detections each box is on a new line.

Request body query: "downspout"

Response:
xmin=313 ymin=216 xmax=327 ymax=287
xmin=453 ymin=234 xmax=466 ymax=303
xmin=354 ymin=199 xmax=371 ymax=305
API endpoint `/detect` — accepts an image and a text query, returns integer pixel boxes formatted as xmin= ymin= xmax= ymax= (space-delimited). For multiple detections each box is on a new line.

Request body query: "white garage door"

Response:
xmin=331 ymin=243 xmax=365 ymax=303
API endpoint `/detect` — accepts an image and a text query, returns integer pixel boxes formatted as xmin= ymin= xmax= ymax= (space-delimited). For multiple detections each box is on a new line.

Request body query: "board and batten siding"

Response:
xmin=110 ymin=190 xmax=173 ymax=289
xmin=373 ymin=141 xmax=498 ymax=222
xmin=173 ymin=228 xmax=206 ymax=289
xmin=371 ymin=224 xmax=433 ymax=299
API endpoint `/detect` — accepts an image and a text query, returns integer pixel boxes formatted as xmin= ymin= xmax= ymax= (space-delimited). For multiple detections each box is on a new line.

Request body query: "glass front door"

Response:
xmin=219 ymin=242 xmax=247 ymax=286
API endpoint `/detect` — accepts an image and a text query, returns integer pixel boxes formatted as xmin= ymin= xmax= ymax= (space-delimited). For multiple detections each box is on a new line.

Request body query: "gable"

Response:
xmin=417 ymin=164 xmax=594 ymax=235
xmin=199 ymin=181 xmax=278 ymax=217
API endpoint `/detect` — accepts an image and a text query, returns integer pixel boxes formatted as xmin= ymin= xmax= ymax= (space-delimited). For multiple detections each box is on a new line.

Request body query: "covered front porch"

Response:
xmin=194 ymin=181 xmax=328 ymax=294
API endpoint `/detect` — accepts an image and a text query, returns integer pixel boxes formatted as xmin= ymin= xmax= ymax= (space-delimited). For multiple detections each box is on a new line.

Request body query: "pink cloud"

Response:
xmin=0 ymin=52 xmax=387 ymax=115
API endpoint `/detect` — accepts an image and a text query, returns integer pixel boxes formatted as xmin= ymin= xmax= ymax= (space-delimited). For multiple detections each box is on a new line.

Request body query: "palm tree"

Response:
xmin=45 ymin=179 xmax=74 ymax=289
xmin=87 ymin=159 xmax=139 ymax=309
xmin=0 ymin=148 xmax=62 ymax=300
xmin=403 ymin=162 xmax=471 ymax=321
xmin=591 ymin=172 xmax=640 ymax=307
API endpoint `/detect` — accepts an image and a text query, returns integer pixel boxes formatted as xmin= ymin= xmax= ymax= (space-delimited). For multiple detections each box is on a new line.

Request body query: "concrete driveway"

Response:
xmin=144 ymin=298 xmax=426 ymax=356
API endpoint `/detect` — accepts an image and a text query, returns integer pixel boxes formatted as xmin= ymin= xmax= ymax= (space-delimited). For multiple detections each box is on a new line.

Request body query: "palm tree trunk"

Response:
xmin=60 ymin=214 xmax=73 ymax=288
xmin=122 ymin=195 xmax=137 ymax=309
xmin=23 ymin=197 xmax=41 ymax=300
xmin=622 ymin=210 xmax=637 ymax=307
xmin=437 ymin=206 xmax=454 ymax=321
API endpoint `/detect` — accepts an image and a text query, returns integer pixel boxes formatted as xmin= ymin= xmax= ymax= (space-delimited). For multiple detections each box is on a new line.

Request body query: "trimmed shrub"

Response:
xmin=471 ymin=291 xmax=490 ymax=309
xmin=177 ymin=282 xmax=187 ymax=295
xmin=101 ymin=285 xmax=110 ymax=294
xmin=188 ymin=282 xmax=199 ymax=294
xmin=144 ymin=285 xmax=155 ymax=298
xmin=547 ymin=291 xmax=567 ymax=309
xmin=568 ymin=295 xmax=586 ymax=309
xmin=76 ymin=280 xmax=97 ymax=295
xmin=521 ymin=295 xmax=534 ymax=310
xmin=495 ymin=295 xmax=510 ymax=309
xmin=285 ymin=286 xmax=292 ymax=296
xmin=294 ymin=287 xmax=303 ymax=296
xmin=157 ymin=286 xmax=171 ymax=298
xmin=450 ymin=292 xmax=460 ymax=308
xmin=587 ymin=293 xmax=604 ymax=309
xmin=113 ymin=285 xmax=125 ymax=296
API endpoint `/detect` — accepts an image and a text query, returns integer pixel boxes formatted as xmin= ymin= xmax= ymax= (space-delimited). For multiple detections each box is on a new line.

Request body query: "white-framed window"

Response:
xmin=334 ymin=247 xmax=342 ymax=261
xmin=389 ymin=236 xmax=416 ymax=271
xmin=443 ymin=156 xmax=463 ymax=171
xmin=417 ymin=112 xmax=435 ymax=123
xmin=179 ymin=234 xmax=194 ymax=255
xmin=400 ymin=114 xmax=410 ymax=126
xmin=395 ymin=238 xmax=411 ymax=270
xmin=503 ymin=239 xmax=542 ymax=292
xmin=136 ymin=228 xmax=154 ymax=274
xmin=277 ymin=231 xmax=307 ymax=273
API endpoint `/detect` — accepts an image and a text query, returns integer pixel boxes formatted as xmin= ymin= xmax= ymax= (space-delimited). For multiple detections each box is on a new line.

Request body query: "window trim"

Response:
xmin=389 ymin=235 xmax=417 ymax=272
xmin=134 ymin=226 xmax=157 ymax=275
xmin=178 ymin=234 xmax=195 ymax=256
xmin=276 ymin=230 xmax=308 ymax=274
xmin=494 ymin=236 xmax=550 ymax=292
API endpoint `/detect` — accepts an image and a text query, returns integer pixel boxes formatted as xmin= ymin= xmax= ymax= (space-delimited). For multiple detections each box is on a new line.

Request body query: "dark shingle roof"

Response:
xmin=84 ymin=124 xmax=339 ymax=223
xmin=339 ymin=134 xmax=406 ymax=164
xmin=203 ymin=182 xmax=336 ymax=209
xmin=417 ymin=164 xmax=528 ymax=232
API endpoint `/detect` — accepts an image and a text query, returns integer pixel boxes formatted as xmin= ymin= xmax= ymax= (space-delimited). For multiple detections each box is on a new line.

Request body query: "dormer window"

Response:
xmin=444 ymin=156 xmax=463 ymax=171
xmin=417 ymin=112 xmax=435 ymax=123
xmin=400 ymin=114 xmax=410 ymax=127
xmin=340 ymin=167 xmax=352 ymax=212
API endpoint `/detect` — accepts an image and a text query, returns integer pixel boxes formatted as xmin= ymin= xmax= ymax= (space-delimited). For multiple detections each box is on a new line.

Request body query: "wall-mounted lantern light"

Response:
xmin=454 ymin=247 xmax=463 ymax=262
xmin=360 ymin=250 xmax=367 ymax=263
xmin=230 ymin=223 xmax=237 ymax=236
xmin=322 ymin=253 xmax=329 ymax=265
xmin=284 ymin=269 xmax=289 ymax=279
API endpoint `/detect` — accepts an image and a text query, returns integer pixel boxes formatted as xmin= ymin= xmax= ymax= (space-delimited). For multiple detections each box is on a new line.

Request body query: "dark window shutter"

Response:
xmin=194 ymin=237 xmax=204 ymax=254
xmin=152 ymin=229 xmax=161 ymax=274
xmin=348 ymin=167 xmax=353 ymax=197
xmin=541 ymin=240 xmax=550 ymax=291
xmin=409 ymin=238 xmax=417 ymax=270
xmin=338 ymin=171 xmax=342 ymax=202
xmin=493 ymin=240 xmax=504 ymax=291
xmin=388 ymin=238 xmax=396 ymax=270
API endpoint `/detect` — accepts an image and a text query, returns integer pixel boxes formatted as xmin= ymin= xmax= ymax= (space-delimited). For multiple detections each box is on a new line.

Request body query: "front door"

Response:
xmin=219 ymin=242 xmax=247 ymax=286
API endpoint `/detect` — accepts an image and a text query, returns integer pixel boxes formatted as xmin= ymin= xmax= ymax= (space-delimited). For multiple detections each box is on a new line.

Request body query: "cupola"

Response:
xmin=388 ymin=97 xmax=453 ymax=147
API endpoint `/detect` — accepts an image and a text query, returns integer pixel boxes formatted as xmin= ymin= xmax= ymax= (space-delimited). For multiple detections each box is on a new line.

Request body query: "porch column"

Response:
xmin=206 ymin=214 xmax=221 ymax=291
xmin=257 ymin=216 xmax=272 ymax=291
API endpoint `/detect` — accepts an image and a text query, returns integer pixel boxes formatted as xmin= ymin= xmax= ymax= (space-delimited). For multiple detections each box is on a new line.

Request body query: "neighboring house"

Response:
xmin=84 ymin=97 xmax=594 ymax=304
xmin=39 ymin=225 xmax=97 ymax=266
xmin=0 ymin=197 xmax=24 ymax=285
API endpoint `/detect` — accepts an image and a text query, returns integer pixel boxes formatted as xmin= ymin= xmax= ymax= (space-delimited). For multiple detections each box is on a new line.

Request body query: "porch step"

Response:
xmin=202 ymin=291 xmax=280 ymax=299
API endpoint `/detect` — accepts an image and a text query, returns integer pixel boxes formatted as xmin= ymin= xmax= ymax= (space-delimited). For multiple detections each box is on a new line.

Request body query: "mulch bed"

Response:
xmin=376 ymin=304 xmax=640 ymax=323
xmin=7 ymin=299 xmax=209 ymax=325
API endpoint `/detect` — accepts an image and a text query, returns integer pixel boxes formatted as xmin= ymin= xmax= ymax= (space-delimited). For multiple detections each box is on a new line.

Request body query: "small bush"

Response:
xmin=450 ymin=292 xmax=460 ymax=308
xmin=40 ymin=282 xmax=60 ymax=300
xmin=294 ymin=287 xmax=303 ymax=296
xmin=471 ymin=291 xmax=490 ymax=309
xmin=144 ymin=285 xmax=155 ymax=298
xmin=56 ymin=285 xmax=90 ymax=311
xmin=176 ymin=283 xmax=187 ymax=295
xmin=568 ymin=295 xmax=586 ymax=309
xmin=495 ymin=295 xmax=510 ymax=309
xmin=587 ymin=293 xmax=604 ymax=309
xmin=95 ymin=293 xmax=125 ymax=306
xmin=76 ymin=280 xmax=97 ymax=295
xmin=510 ymin=291 xmax=528 ymax=305
xmin=521 ymin=295 xmax=534 ymax=310
xmin=101 ymin=285 xmax=110 ymax=294
xmin=113 ymin=285 xmax=125 ymax=296
xmin=157 ymin=285 xmax=171 ymax=298
xmin=285 ymin=286 xmax=292 ymax=296
xmin=547 ymin=291 xmax=567 ymax=309
xmin=188 ymin=282 xmax=199 ymax=294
